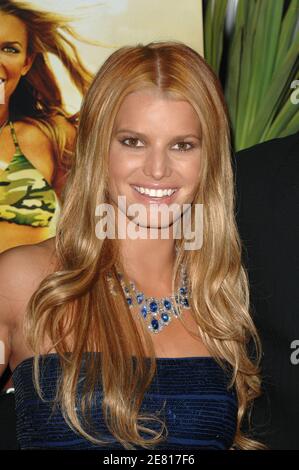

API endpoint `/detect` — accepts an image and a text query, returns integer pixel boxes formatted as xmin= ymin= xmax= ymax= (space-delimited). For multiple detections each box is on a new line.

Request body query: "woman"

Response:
xmin=0 ymin=0 xmax=93 ymax=254
xmin=0 ymin=41 xmax=265 ymax=450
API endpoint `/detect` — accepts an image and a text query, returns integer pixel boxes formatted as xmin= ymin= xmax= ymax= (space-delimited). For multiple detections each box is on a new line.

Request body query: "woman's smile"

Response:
xmin=131 ymin=184 xmax=179 ymax=204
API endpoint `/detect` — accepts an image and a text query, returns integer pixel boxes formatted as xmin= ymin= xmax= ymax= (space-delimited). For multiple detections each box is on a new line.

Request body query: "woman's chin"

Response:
xmin=125 ymin=218 xmax=176 ymax=235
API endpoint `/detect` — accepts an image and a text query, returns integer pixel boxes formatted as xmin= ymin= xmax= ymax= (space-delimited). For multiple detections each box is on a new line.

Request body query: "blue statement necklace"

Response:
xmin=107 ymin=265 xmax=191 ymax=334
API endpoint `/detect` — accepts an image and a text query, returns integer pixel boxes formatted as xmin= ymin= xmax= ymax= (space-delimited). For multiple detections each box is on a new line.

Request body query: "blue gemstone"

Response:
xmin=136 ymin=293 xmax=144 ymax=304
xmin=183 ymin=298 xmax=189 ymax=307
xmin=151 ymin=319 xmax=159 ymax=330
xmin=149 ymin=301 xmax=158 ymax=313
xmin=164 ymin=299 xmax=172 ymax=310
xmin=140 ymin=305 xmax=147 ymax=318
xmin=180 ymin=287 xmax=187 ymax=295
xmin=161 ymin=312 xmax=169 ymax=322
xmin=126 ymin=297 xmax=132 ymax=306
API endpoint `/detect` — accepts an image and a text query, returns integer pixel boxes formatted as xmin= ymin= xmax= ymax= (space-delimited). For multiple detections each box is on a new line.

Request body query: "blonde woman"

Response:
xmin=0 ymin=0 xmax=93 ymax=254
xmin=0 ymin=41 xmax=265 ymax=450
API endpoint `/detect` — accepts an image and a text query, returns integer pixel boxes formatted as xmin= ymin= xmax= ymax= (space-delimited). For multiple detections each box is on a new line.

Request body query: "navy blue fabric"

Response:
xmin=12 ymin=353 xmax=237 ymax=450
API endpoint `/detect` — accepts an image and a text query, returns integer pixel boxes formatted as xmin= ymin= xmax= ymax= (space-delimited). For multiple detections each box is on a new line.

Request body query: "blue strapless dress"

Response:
xmin=12 ymin=354 xmax=238 ymax=450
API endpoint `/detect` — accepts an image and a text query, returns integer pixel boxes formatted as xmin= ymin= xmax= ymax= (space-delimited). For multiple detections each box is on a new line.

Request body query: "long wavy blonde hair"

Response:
xmin=25 ymin=41 xmax=265 ymax=450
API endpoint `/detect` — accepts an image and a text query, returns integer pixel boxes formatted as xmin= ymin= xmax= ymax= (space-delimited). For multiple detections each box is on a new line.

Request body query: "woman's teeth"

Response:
xmin=133 ymin=186 xmax=177 ymax=198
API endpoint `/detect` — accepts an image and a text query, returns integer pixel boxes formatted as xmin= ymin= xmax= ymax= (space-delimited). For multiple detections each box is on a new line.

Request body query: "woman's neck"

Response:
xmin=118 ymin=237 xmax=176 ymax=296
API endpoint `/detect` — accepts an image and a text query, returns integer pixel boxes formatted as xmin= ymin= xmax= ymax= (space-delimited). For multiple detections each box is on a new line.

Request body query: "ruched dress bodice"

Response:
xmin=12 ymin=353 xmax=238 ymax=450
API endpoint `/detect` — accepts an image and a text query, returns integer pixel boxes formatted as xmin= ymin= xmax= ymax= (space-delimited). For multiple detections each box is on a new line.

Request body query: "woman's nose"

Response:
xmin=142 ymin=146 xmax=171 ymax=179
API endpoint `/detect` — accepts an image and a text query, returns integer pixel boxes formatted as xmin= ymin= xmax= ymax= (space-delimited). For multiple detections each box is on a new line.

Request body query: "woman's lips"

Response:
xmin=131 ymin=185 xmax=179 ymax=204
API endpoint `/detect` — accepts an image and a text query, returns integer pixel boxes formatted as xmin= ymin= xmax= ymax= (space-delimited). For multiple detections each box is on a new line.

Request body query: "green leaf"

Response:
xmin=225 ymin=27 xmax=242 ymax=131
xmin=246 ymin=33 xmax=299 ymax=146
xmin=203 ymin=0 xmax=299 ymax=150
xmin=212 ymin=0 xmax=228 ymax=73
xmin=235 ymin=0 xmax=260 ymax=148
xmin=204 ymin=0 xmax=228 ymax=73
xmin=258 ymin=0 xmax=284 ymax=102
xmin=279 ymin=109 xmax=299 ymax=137
xmin=225 ymin=0 xmax=247 ymax=132
xmin=274 ymin=0 xmax=299 ymax=73
xmin=263 ymin=93 xmax=299 ymax=139
xmin=203 ymin=0 xmax=214 ymax=67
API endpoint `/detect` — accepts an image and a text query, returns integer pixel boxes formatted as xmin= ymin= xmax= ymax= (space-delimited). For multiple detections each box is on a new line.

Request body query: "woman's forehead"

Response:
xmin=0 ymin=12 xmax=28 ymax=46
xmin=114 ymin=90 xmax=201 ymax=133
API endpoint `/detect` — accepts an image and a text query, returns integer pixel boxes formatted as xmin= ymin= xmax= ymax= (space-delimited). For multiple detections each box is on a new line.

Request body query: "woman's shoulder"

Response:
xmin=16 ymin=116 xmax=76 ymax=149
xmin=14 ymin=120 xmax=50 ymax=145
xmin=52 ymin=115 xmax=77 ymax=146
xmin=0 ymin=238 xmax=58 ymax=371
xmin=16 ymin=115 xmax=76 ymax=133
xmin=14 ymin=115 xmax=76 ymax=152
xmin=0 ymin=237 xmax=57 ymax=311
xmin=0 ymin=236 xmax=57 ymax=270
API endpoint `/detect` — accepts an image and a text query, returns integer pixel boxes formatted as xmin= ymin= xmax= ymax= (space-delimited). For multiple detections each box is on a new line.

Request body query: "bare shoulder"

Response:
xmin=16 ymin=117 xmax=76 ymax=145
xmin=0 ymin=237 xmax=57 ymax=319
xmin=52 ymin=115 xmax=77 ymax=147
xmin=0 ymin=237 xmax=57 ymax=366
xmin=0 ymin=238 xmax=58 ymax=372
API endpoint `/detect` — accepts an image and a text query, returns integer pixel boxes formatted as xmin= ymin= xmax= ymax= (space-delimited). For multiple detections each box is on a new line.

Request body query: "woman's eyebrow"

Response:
xmin=115 ymin=129 xmax=201 ymax=140
xmin=0 ymin=41 xmax=23 ymax=47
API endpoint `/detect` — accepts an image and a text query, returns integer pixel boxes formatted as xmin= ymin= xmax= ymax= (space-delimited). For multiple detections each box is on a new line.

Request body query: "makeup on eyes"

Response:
xmin=115 ymin=129 xmax=201 ymax=152
xmin=0 ymin=41 xmax=23 ymax=52
xmin=119 ymin=137 xmax=197 ymax=152
xmin=2 ymin=46 xmax=20 ymax=53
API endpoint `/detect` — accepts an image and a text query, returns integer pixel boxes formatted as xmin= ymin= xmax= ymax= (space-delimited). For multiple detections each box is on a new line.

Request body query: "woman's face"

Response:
xmin=0 ymin=12 xmax=34 ymax=106
xmin=108 ymin=88 xmax=202 ymax=230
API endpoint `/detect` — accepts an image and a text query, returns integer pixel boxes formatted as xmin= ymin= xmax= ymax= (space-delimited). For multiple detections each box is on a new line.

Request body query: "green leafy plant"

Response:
xmin=204 ymin=0 xmax=299 ymax=150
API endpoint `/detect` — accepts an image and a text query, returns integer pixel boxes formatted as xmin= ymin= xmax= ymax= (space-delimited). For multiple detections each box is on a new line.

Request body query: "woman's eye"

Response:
xmin=120 ymin=137 xmax=143 ymax=148
xmin=173 ymin=142 xmax=194 ymax=152
xmin=2 ymin=46 xmax=19 ymax=54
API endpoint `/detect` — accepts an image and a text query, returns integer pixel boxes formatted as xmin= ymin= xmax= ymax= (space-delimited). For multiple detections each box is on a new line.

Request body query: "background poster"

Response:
xmin=29 ymin=0 xmax=204 ymax=113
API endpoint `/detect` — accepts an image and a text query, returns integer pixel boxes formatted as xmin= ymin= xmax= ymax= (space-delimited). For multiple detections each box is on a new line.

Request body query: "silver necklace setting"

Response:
xmin=107 ymin=265 xmax=191 ymax=334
